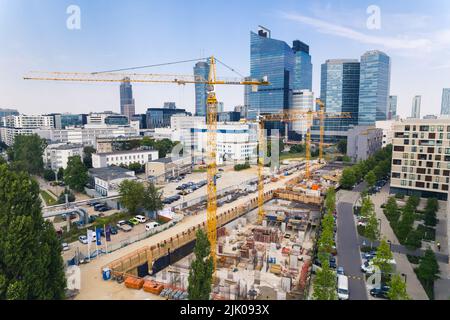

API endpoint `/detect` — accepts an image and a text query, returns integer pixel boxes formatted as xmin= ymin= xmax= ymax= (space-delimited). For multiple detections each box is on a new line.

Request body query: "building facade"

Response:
xmin=388 ymin=95 xmax=398 ymax=120
xmin=0 ymin=114 xmax=54 ymax=145
xmin=92 ymin=149 xmax=159 ymax=168
xmin=346 ymin=125 xmax=383 ymax=162
xmin=194 ymin=61 xmax=210 ymax=117
xmin=291 ymin=90 xmax=314 ymax=139
xmin=390 ymin=119 xmax=450 ymax=200
xmin=43 ymin=143 xmax=84 ymax=170
xmin=89 ymin=166 xmax=136 ymax=197
xmin=292 ymin=40 xmax=312 ymax=91
xmin=358 ymin=50 xmax=391 ymax=125
xmin=146 ymin=107 xmax=187 ymax=129
xmin=411 ymin=95 xmax=422 ymax=119
xmin=440 ymin=88 xmax=450 ymax=115
xmin=0 ymin=108 xmax=19 ymax=118
xmin=375 ymin=120 xmax=396 ymax=147
xmin=120 ymin=77 xmax=136 ymax=119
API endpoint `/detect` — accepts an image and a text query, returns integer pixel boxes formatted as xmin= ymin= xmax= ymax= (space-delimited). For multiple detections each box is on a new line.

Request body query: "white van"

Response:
xmin=135 ymin=215 xmax=147 ymax=223
xmin=337 ymin=275 xmax=349 ymax=300
xmin=145 ymin=222 xmax=160 ymax=231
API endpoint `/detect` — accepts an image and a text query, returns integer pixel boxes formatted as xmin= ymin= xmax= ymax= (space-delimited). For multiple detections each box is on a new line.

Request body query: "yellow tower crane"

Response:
xmin=256 ymin=104 xmax=351 ymax=223
xmin=24 ymin=57 xmax=269 ymax=270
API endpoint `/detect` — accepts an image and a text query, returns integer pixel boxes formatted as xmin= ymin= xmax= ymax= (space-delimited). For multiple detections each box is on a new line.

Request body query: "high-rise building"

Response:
xmin=291 ymin=90 xmax=314 ymax=139
xmin=388 ymin=95 xmax=398 ymax=120
xmin=358 ymin=50 xmax=391 ymax=125
xmin=248 ymin=27 xmax=295 ymax=122
xmin=194 ymin=61 xmax=210 ymax=117
xmin=0 ymin=108 xmax=19 ymax=118
xmin=440 ymin=88 xmax=450 ymax=115
xmin=411 ymin=95 xmax=421 ymax=119
xmin=313 ymin=59 xmax=360 ymax=142
xmin=163 ymin=102 xmax=176 ymax=109
xmin=146 ymin=107 xmax=187 ymax=129
xmin=120 ymin=77 xmax=135 ymax=119
xmin=292 ymin=40 xmax=312 ymax=91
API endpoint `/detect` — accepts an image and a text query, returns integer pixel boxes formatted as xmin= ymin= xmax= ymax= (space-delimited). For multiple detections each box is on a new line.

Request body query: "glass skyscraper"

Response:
xmin=358 ymin=50 xmax=391 ymax=125
xmin=292 ymin=40 xmax=312 ymax=91
xmin=440 ymin=88 xmax=450 ymax=115
xmin=194 ymin=60 xmax=210 ymax=117
xmin=313 ymin=59 xmax=360 ymax=142
xmin=120 ymin=77 xmax=135 ymax=119
xmin=388 ymin=95 xmax=398 ymax=120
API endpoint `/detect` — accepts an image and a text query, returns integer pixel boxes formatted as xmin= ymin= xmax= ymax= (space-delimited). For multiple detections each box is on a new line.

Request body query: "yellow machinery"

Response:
xmin=256 ymin=102 xmax=351 ymax=223
xmin=24 ymin=57 xmax=269 ymax=270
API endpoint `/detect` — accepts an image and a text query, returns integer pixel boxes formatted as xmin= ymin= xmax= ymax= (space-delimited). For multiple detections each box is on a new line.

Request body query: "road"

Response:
xmin=336 ymin=185 xmax=368 ymax=300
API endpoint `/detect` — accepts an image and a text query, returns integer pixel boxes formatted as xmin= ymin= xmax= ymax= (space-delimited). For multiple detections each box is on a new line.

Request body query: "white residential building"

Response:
xmin=92 ymin=149 xmax=159 ymax=168
xmin=43 ymin=143 xmax=84 ymax=170
xmin=88 ymin=167 xmax=136 ymax=197
xmin=0 ymin=114 xmax=55 ymax=145
xmin=194 ymin=123 xmax=258 ymax=164
xmin=0 ymin=127 xmax=35 ymax=146
xmin=375 ymin=120 xmax=396 ymax=147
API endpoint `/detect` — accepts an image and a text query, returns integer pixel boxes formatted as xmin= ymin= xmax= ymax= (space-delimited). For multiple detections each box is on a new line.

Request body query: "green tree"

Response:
xmin=143 ymin=183 xmax=163 ymax=215
xmin=337 ymin=139 xmax=347 ymax=154
xmin=325 ymin=187 xmax=336 ymax=215
xmin=43 ymin=169 xmax=57 ymax=181
xmin=364 ymin=212 xmax=380 ymax=246
xmin=373 ymin=239 xmax=394 ymax=276
xmin=188 ymin=229 xmax=214 ymax=300
xmin=396 ymin=206 xmax=415 ymax=243
xmin=340 ymin=167 xmax=356 ymax=189
xmin=82 ymin=146 xmax=96 ymax=168
xmin=416 ymin=248 xmax=440 ymax=299
xmin=384 ymin=197 xmax=400 ymax=223
xmin=0 ymin=164 xmax=66 ymax=299
xmin=64 ymin=156 xmax=88 ymax=192
xmin=313 ymin=259 xmax=337 ymax=300
xmin=128 ymin=162 xmax=143 ymax=174
xmin=289 ymin=144 xmax=304 ymax=154
xmin=365 ymin=171 xmax=376 ymax=190
xmin=424 ymin=198 xmax=438 ymax=227
xmin=7 ymin=134 xmax=46 ymax=175
xmin=388 ymin=274 xmax=410 ymax=300
xmin=119 ymin=180 xmax=145 ymax=214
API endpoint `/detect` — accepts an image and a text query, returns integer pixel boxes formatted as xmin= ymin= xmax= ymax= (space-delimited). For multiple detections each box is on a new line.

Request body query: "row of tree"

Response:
xmin=313 ymin=188 xmax=338 ymax=300
xmin=118 ymin=180 xmax=163 ymax=215
xmin=340 ymin=145 xmax=392 ymax=189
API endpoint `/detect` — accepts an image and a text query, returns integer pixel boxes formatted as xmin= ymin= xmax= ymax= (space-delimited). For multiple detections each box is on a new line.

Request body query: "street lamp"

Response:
xmin=401 ymin=273 xmax=407 ymax=283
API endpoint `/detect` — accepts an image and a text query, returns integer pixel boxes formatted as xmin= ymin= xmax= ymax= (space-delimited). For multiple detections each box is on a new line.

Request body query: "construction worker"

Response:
xmin=437 ymin=242 xmax=441 ymax=252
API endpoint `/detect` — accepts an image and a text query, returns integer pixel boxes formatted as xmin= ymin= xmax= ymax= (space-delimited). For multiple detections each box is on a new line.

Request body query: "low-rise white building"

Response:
xmin=88 ymin=166 xmax=136 ymax=197
xmin=375 ymin=120 xmax=396 ymax=147
xmin=92 ymin=149 xmax=159 ymax=168
xmin=0 ymin=114 xmax=55 ymax=145
xmin=43 ymin=143 xmax=84 ymax=170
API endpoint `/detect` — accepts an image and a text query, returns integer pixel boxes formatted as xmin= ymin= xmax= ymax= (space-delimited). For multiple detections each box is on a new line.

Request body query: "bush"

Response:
xmin=407 ymin=255 xmax=421 ymax=264
xmin=395 ymin=194 xmax=405 ymax=199
xmin=234 ymin=163 xmax=250 ymax=171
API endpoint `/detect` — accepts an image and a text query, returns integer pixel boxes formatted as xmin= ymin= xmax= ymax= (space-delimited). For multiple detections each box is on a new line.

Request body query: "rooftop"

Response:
xmin=47 ymin=143 xmax=84 ymax=150
xmin=88 ymin=166 xmax=135 ymax=181
xmin=97 ymin=149 xmax=157 ymax=156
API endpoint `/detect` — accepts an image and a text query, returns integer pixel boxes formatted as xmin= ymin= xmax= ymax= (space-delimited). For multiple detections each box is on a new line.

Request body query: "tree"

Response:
xmin=64 ymin=156 xmax=88 ymax=192
xmin=0 ymin=164 xmax=66 ymax=299
xmin=289 ymin=144 xmax=304 ymax=154
xmin=385 ymin=197 xmax=400 ymax=223
xmin=365 ymin=171 xmax=376 ymax=190
xmin=372 ymin=239 xmax=394 ymax=276
xmin=340 ymin=167 xmax=356 ymax=189
xmin=143 ymin=183 xmax=163 ymax=215
xmin=396 ymin=206 xmax=415 ymax=243
xmin=57 ymin=189 xmax=75 ymax=204
xmin=424 ymin=198 xmax=438 ymax=227
xmin=119 ymin=180 xmax=145 ymax=214
xmin=7 ymin=134 xmax=46 ymax=175
xmin=364 ymin=211 xmax=380 ymax=246
xmin=416 ymin=248 xmax=440 ymax=299
xmin=128 ymin=162 xmax=143 ymax=174
xmin=312 ymin=258 xmax=337 ymax=300
xmin=82 ymin=146 xmax=96 ymax=168
xmin=388 ymin=274 xmax=410 ymax=300
xmin=325 ymin=187 xmax=336 ymax=215
xmin=43 ymin=169 xmax=57 ymax=181
xmin=337 ymin=139 xmax=347 ymax=154
xmin=188 ymin=229 xmax=214 ymax=300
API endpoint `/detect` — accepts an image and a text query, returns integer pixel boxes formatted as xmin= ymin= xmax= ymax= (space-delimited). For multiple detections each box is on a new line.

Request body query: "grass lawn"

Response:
xmin=280 ymin=152 xmax=304 ymax=160
xmin=40 ymin=190 xmax=57 ymax=206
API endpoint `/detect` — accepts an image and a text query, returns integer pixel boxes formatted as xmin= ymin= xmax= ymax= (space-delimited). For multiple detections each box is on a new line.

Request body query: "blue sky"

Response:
xmin=1 ymin=0 xmax=449 ymax=117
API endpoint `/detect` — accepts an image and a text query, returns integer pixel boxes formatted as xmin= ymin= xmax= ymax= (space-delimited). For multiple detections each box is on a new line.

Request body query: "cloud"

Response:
xmin=282 ymin=12 xmax=432 ymax=50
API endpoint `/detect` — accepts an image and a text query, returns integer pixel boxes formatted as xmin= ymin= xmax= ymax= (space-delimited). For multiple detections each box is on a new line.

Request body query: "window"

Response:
xmin=436 ymin=155 xmax=441 ymax=161
xmin=442 ymin=185 xmax=449 ymax=191
xmin=435 ymin=177 xmax=440 ymax=183
xmin=405 ymin=125 xmax=410 ymax=131
xmin=433 ymin=184 xmax=439 ymax=190
xmin=394 ymin=146 xmax=405 ymax=152
xmin=392 ymin=172 xmax=400 ymax=178
xmin=416 ymin=182 xmax=425 ymax=188
xmin=393 ymin=159 xmax=402 ymax=165
xmin=438 ymin=126 xmax=444 ymax=132
xmin=428 ymin=147 xmax=435 ymax=153
xmin=401 ymin=180 xmax=407 ymax=186
xmin=434 ymin=169 xmax=440 ymax=175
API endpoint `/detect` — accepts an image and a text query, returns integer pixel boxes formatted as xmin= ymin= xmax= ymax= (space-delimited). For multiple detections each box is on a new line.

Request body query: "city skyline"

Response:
xmin=1 ymin=0 xmax=450 ymax=118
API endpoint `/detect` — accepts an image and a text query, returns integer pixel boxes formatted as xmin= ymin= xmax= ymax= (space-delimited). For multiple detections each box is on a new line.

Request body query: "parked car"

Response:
xmin=145 ymin=222 xmax=160 ymax=231
xmin=337 ymin=275 xmax=349 ymax=300
xmin=370 ymin=285 xmax=390 ymax=299
xmin=361 ymin=261 xmax=376 ymax=274
xmin=337 ymin=267 xmax=345 ymax=275
xmin=109 ymin=226 xmax=118 ymax=235
xmin=79 ymin=235 xmax=88 ymax=244
xmin=98 ymin=206 xmax=111 ymax=212
xmin=116 ymin=220 xmax=127 ymax=228
xmin=135 ymin=215 xmax=147 ymax=223
xmin=128 ymin=218 xmax=140 ymax=226
xmin=62 ymin=243 xmax=70 ymax=251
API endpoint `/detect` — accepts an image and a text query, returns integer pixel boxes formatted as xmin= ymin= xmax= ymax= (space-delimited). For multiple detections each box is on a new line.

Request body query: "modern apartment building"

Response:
xmin=440 ymin=88 xmax=450 ymax=115
xmin=0 ymin=114 xmax=54 ymax=145
xmin=92 ymin=149 xmax=159 ymax=168
xmin=375 ymin=120 xmax=396 ymax=147
xmin=346 ymin=125 xmax=383 ymax=162
xmin=390 ymin=119 xmax=450 ymax=200
xmin=43 ymin=143 xmax=84 ymax=170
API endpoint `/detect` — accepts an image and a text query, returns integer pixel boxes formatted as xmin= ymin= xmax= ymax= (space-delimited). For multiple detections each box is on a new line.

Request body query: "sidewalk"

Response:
xmin=434 ymin=200 xmax=450 ymax=300
xmin=369 ymin=184 xmax=429 ymax=300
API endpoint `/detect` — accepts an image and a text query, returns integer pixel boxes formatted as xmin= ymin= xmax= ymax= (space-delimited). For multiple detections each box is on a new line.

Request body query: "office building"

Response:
xmin=346 ymin=125 xmax=383 ymax=162
xmin=291 ymin=90 xmax=314 ymax=139
xmin=43 ymin=143 xmax=84 ymax=170
xmin=0 ymin=114 xmax=54 ymax=145
xmin=0 ymin=108 xmax=19 ymax=118
xmin=120 ymin=77 xmax=135 ymax=119
xmin=292 ymin=40 xmax=312 ymax=91
xmin=388 ymin=96 xmax=398 ymax=120
xmin=89 ymin=166 xmax=136 ymax=197
xmin=145 ymin=156 xmax=192 ymax=183
xmin=130 ymin=114 xmax=147 ymax=129
xmin=146 ymin=107 xmax=187 ymax=129
xmin=218 ymin=111 xmax=241 ymax=122
xmin=312 ymin=59 xmax=360 ymax=142
xmin=440 ymin=88 xmax=450 ymax=115
xmin=50 ymin=113 xmax=87 ymax=129
xmin=234 ymin=105 xmax=248 ymax=119
xmin=358 ymin=50 xmax=391 ymax=125
xmin=411 ymin=95 xmax=421 ymax=119
xmin=163 ymin=102 xmax=177 ymax=109
xmin=92 ymin=149 xmax=159 ymax=168
xmin=194 ymin=60 xmax=210 ymax=117
xmin=390 ymin=119 xmax=450 ymax=200
xmin=375 ymin=120 xmax=396 ymax=147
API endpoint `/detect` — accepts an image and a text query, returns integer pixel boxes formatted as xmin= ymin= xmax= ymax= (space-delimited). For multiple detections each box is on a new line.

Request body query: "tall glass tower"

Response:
xmin=440 ymin=88 xmax=450 ymax=115
xmin=194 ymin=60 xmax=210 ymax=117
xmin=358 ymin=50 xmax=391 ymax=125
xmin=292 ymin=40 xmax=312 ymax=91
xmin=314 ymin=59 xmax=360 ymax=142
xmin=120 ymin=77 xmax=135 ymax=119
xmin=388 ymin=95 xmax=398 ymax=120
